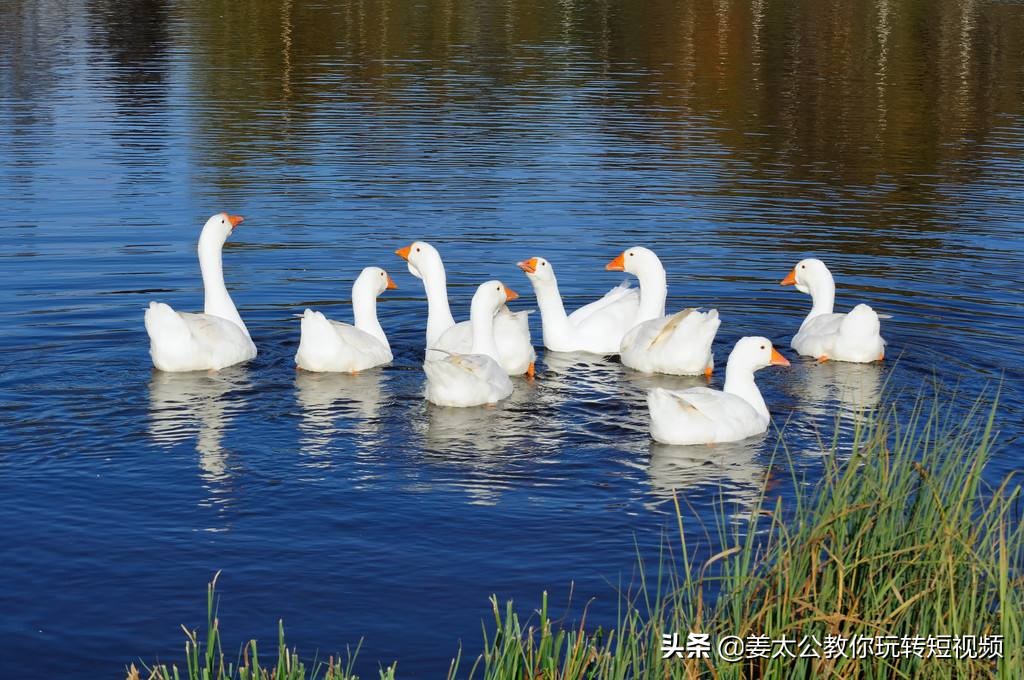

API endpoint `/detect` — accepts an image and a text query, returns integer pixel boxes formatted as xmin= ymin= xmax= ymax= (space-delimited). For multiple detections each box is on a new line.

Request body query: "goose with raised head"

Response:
xmin=607 ymin=246 xmax=719 ymax=376
xmin=295 ymin=267 xmax=397 ymax=372
xmin=780 ymin=258 xmax=886 ymax=363
xmin=144 ymin=212 xmax=257 ymax=372
xmin=396 ymin=241 xmax=536 ymax=377
xmin=423 ymin=281 xmax=517 ymax=407
xmin=516 ymin=256 xmax=640 ymax=354
xmin=648 ymin=337 xmax=790 ymax=445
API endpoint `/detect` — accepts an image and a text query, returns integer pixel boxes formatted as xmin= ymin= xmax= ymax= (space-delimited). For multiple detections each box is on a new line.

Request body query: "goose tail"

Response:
xmin=839 ymin=304 xmax=881 ymax=342
xmin=144 ymin=302 xmax=190 ymax=347
xmin=296 ymin=309 xmax=334 ymax=368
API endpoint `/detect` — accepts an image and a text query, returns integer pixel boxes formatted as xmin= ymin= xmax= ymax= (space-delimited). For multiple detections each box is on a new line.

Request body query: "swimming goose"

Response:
xmin=608 ymin=246 xmax=719 ymax=376
xmin=648 ymin=337 xmax=790 ymax=445
xmin=295 ymin=267 xmax=397 ymax=372
xmin=396 ymin=241 xmax=536 ymax=377
xmin=516 ymin=256 xmax=640 ymax=354
xmin=780 ymin=258 xmax=886 ymax=363
xmin=144 ymin=213 xmax=256 ymax=372
xmin=423 ymin=281 xmax=517 ymax=407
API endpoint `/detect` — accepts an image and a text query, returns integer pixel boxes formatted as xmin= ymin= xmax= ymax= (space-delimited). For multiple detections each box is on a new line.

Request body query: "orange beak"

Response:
xmin=780 ymin=269 xmax=797 ymax=286
xmin=606 ymin=252 xmax=626 ymax=271
xmin=503 ymin=285 xmax=519 ymax=301
xmin=385 ymin=274 xmax=398 ymax=290
xmin=395 ymin=244 xmax=412 ymax=261
xmin=227 ymin=214 xmax=244 ymax=229
xmin=517 ymin=258 xmax=538 ymax=274
xmin=770 ymin=347 xmax=790 ymax=366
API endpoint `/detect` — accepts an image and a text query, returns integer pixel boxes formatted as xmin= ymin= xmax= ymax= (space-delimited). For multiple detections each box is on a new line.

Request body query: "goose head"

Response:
xmin=354 ymin=266 xmax=398 ymax=298
xmin=395 ymin=241 xmax=443 ymax=282
xmin=780 ymin=258 xmax=833 ymax=296
xmin=517 ymin=256 xmax=556 ymax=284
xmin=472 ymin=280 xmax=518 ymax=316
xmin=728 ymin=336 xmax=790 ymax=373
xmin=199 ymin=212 xmax=244 ymax=247
xmin=606 ymin=246 xmax=662 ymax=277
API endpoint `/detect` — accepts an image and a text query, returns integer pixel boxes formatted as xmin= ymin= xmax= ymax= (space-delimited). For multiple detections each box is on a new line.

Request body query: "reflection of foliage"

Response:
xmin=88 ymin=0 xmax=170 ymax=82
xmin=4 ymin=0 xmax=1019 ymax=245
xmin=177 ymin=0 xmax=1023 ymax=183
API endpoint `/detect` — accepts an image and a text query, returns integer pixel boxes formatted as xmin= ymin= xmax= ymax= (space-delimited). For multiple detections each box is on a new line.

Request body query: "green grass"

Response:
xmin=133 ymin=391 xmax=1022 ymax=679
xmin=129 ymin=571 xmax=397 ymax=680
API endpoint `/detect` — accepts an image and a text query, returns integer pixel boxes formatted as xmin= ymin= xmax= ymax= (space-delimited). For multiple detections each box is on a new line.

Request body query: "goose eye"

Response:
xmin=415 ymin=247 xmax=421 ymax=252
xmin=628 ymin=252 xmax=634 ymax=256
xmin=760 ymin=345 xmax=766 ymax=350
xmin=541 ymin=261 xmax=546 ymax=266
xmin=801 ymin=265 xmax=805 ymax=269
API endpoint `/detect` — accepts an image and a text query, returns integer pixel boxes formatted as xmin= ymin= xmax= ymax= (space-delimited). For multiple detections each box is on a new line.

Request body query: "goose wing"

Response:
xmin=179 ymin=312 xmax=248 ymax=348
xmin=328 ymin=319 xmax=388 ymax=356
xmin=568 ymin=281 xmax=639 ymax=327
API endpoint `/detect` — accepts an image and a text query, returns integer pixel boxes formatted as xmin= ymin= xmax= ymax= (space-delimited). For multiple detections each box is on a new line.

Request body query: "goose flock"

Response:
xmin=145 ymin=213 xmax=888 ymax=446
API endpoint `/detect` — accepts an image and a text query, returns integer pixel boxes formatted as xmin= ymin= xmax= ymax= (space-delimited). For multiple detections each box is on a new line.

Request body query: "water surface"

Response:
xmin=1 ymin=0 xmax=1023 ymax=676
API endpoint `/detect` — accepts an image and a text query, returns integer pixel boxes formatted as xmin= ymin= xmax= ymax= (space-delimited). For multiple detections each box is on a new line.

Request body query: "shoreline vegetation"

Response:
xmin=130 ymin=392 xmax=1022 ymax=679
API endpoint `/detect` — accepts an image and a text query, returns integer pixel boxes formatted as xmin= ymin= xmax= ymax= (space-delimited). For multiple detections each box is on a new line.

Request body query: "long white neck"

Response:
xmin=421 ymin=266 xmax=456 ymax=348
xmin=352 ymin=282 xmax=388 ymax=349
xmin=723 ymin=362 xmax=769 ymax=421
xmin=469 ymin=298 xmax=500 ymax=362
xmin=199 ymin=235 xmax=250 ymax=338
xmin=636 ymin=264 xmax=667 ymax=323
xmin=804 ymin=273 xmax=836 ymax=322
xmin=530 ymin=276 xmax=574 ymax=346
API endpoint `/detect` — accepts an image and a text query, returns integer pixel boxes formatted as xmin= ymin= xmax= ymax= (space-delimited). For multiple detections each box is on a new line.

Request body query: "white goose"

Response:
xmin=648 ymin=337 xmax=790 ymax=445
xmin=780 ymin=258 xmax=886 ymax=363
xmin=145 ymin=213 xmax=257 ymax=372
xmin=396 ymin=241 xmax=536 ymax=377
xmin=516 ymin=256 xmax=640 ymax=354
xmin=423 ymin=281 xmax=516 ymax=407
xmin=608 ymin=246 xmax=720 ymax=376
xmin=295 ymin=267 xmax=397 ymax=373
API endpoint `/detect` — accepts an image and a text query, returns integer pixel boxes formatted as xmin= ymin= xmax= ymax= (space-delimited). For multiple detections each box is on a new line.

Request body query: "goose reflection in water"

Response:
xmin=541 ymin=351 xmax=715 ymax=442
xmin=539 ymin=351 xmax=650 ymax=439
xmin=148 ymin=367 xmax=249 ymax=482
xmin=417 ymin=381 xmax=543 ymax=505
xmin=421 ymin=380 xmax=535 ymax=455
xmin=788 ymin=360 xmax=885 ymax=442
xmin=295 ymin=368 xmax=388 ymax=462
xmin=646 ymin=437 xmax=767 ymax=517
xmin=541 ymin=350 xmax=623 ymax=388
xmin=619 ymin=369 xmax=708 ymax=403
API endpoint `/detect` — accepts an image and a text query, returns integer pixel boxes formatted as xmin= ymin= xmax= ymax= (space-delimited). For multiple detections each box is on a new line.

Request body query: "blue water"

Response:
xmin=1 ymin=0 xmax=1023 ymax=676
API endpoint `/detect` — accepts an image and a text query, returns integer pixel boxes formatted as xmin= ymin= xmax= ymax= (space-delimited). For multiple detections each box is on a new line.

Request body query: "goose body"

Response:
xmin=621 ymin=308 xmax=720 ymax=375
xmin=607 ymin=246 xmax=720 ymax=375
xmin=432 ymin=307 xmax=535 ymax=375
xmin=295 ymin=267 xmax=396 ymax=372
xmin=397 ymin=241 xmax=536 ymax=376
xmin=648 ymin=337 xmax=790 ymax=445
xmin=517 ymin=257 xmax=640 ymax=354
xmin=423 ymin=281 xmax=516 ymax=407
xmin=144 ymin=213 xmax=257 ymax=372
xmin=424 ymin=352 xmax=514 ymax=407
xmin=781 ymin=259 xmax=885 ymax=363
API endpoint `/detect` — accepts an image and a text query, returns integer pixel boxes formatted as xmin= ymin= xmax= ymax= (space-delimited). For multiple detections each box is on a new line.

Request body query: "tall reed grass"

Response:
xmin=133 ymin=392 xmax=1021 ymax=679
